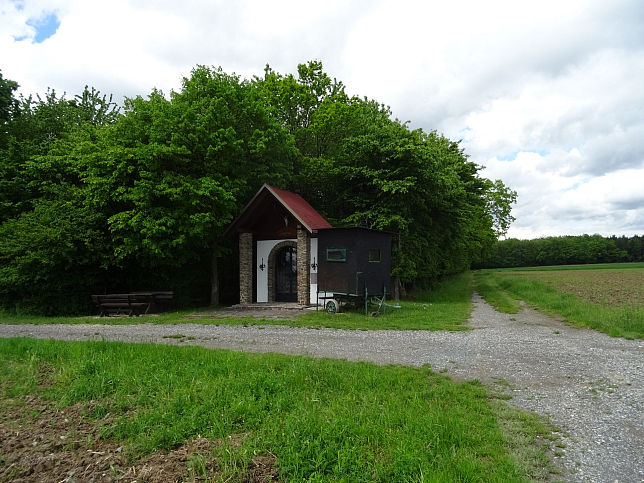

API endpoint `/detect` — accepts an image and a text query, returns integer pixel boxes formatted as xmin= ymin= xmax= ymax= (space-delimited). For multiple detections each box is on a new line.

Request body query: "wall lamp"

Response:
xmin=311 ymin=257 xmax=317 ymax=270
xmin=259 ymin=257 xmax=266 ymax=271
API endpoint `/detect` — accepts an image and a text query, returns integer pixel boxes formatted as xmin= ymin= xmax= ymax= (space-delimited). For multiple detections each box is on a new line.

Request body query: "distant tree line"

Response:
xmin=0 ymin=63 xmax=516 ymax=315
xmin=611 ymin=235 xmax=644 ymax=262
xmin=478 ymin=234 xmax=643 ymax=268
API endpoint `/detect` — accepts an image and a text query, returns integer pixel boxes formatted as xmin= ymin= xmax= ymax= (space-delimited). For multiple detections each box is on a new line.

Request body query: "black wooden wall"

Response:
xmin=317 ymin=228 xmax=392 ymax=296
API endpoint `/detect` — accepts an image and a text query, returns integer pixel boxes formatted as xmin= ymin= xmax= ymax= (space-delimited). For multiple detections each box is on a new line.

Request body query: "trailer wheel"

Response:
xmin=325 ymin=299 xmax=340 ymax=314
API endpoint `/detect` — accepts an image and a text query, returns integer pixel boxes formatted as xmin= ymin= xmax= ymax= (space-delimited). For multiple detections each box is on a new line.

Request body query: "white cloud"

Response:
xmin=460 ymin=48 xmax=644 ymax=168
xmin=483 ymin=153 xmax=644 ymax=238
xmin=1 ymin=0 xmax=643 ymax=238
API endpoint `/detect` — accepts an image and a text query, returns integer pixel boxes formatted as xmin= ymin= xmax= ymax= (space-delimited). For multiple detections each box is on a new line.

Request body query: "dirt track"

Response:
xmin=1 ymin=294 xmax=643 ymax=482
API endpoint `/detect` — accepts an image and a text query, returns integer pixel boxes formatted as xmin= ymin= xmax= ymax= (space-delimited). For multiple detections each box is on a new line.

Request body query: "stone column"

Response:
xmin=296 ymin=226 xmax=310 ymax=305
xmin=239 ymin=232 xmax=253 ymax=305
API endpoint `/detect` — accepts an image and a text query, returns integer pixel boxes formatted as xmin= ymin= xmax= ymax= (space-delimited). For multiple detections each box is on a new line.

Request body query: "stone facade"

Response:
xmin=296 ymin=226 xmax=311 ymax=305
xmin=238 ymin=232 xmax=253 ymax=304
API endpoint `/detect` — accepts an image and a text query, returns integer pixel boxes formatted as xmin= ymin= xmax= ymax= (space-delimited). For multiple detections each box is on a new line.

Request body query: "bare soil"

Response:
xmin=507 ymin=269 xmax=644 ymax=307
xmin=0 ymin=393 xmax=278 ymax=482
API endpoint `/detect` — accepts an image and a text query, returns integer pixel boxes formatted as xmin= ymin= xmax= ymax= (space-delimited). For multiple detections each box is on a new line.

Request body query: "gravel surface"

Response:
xmin=1 ymin=294 xmax=642 ymax=482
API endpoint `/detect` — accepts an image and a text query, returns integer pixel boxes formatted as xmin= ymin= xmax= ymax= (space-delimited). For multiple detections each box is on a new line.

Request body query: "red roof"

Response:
xmin=225 ymin=184 xmax=332 ymax=236
xmin=266 ymin=185 xmax=332 ymax=231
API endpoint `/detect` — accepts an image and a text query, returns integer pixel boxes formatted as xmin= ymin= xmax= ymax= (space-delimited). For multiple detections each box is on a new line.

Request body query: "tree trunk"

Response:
xmin=393 ymin=276 xmax=400 ymax=302
xmin=210 ymin=245 xmax=219 ymax=306
xmin=393 ymin=231 xmax=403 ymax=302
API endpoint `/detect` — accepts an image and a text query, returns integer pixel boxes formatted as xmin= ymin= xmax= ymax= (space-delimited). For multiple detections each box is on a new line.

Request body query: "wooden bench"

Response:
xmin=91 ymin=292 xmax=174 ymax=317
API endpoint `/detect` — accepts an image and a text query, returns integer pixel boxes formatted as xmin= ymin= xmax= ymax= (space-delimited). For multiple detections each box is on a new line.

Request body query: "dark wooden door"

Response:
xmin=275 ymin=246 xmax=297 ymax=302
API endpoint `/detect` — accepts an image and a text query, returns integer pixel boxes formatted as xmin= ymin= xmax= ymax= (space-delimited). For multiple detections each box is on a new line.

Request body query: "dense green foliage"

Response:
xmin=0 ymin=338 xmax=555 ymax=480
xmin=611 ymin=234 xmax=644 ymax=262
xmin=0 ymin=77 xmax=123 ymax=314
xmin=0 ymin=64 xmax=515 ymax=314
xmin=479 ymin=234 xmax=641 ymax=268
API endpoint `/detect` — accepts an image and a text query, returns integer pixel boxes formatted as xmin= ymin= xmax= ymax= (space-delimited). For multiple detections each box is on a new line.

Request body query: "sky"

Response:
xmin=1 ymin=0 xmax=643 ymax=239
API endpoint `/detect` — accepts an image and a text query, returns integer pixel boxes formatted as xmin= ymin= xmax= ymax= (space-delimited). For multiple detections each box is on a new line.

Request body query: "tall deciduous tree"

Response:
xmin=0 ymin=86 xmax=120 ymax=314
xmin=0 ymin=85 xmax=119 ymax=222
xmin=256 ymin=62 xmax=517 ymax=295
xmin=0 ymin=70 xmax=19 ymax=140
xmin=84 ymin=66 xmax=297 ymax=305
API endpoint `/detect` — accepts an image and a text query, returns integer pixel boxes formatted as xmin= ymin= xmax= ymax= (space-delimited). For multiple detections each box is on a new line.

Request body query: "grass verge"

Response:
xmin=473 ymin=272 xmax=521 ymax=314
xmin=0 ymin=337 xmax=556 ymax=481
xmin=0 ymin=310 xmax=196 ymax=325
xmin=474 ymin=271 xmax=644 ymax=339
xmin=243 ymin=272 xmax=473 ymax=331
xmin=0 ymin=273 xmax=475 ymax=331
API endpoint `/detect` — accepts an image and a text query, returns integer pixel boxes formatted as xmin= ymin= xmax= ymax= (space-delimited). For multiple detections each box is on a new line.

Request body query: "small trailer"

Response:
xmin=318 ymin=286 xmax=400 ymax=316
xmin=315 ymin=227 xmax=399 ymax=315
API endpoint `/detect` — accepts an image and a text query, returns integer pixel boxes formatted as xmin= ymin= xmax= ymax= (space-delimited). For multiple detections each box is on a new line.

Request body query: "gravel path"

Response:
xmin=1 ymin=294 xmax=642 ymax=482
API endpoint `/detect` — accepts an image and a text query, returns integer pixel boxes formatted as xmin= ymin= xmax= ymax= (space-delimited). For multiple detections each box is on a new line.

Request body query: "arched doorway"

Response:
xmin=274 ymin=245 xmax=297 ymax=302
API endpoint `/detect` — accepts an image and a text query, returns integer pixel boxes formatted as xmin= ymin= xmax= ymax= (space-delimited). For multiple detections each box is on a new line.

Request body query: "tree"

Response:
xmin=0 ymin=70 xmax=19 ymax=142
xmin=0 ymin=86 xmax=121 ymax=313
xmin=0 ymin=70 xmax=21 ymax=220
xmin=257 ymin=61 xmax=517 ymax=295
xmin=83 ymin=66 xmax=298 ymax=305
xmin=484 ymin=179 xmax=517 ymax=238
xmin=0 ymin=185 xmax=106 ymax=314
xmin=0 ymin=86 xmax=119 ymax=222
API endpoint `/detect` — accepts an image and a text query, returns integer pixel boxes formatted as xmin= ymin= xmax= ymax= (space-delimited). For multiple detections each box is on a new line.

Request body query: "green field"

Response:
xmin=475 ymin=263 xmax=644 ymax=339
xmin=0 ymin=338 xmax=556 ymax=481
xmin=480 ymin=262 xmax=644 ymax=272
